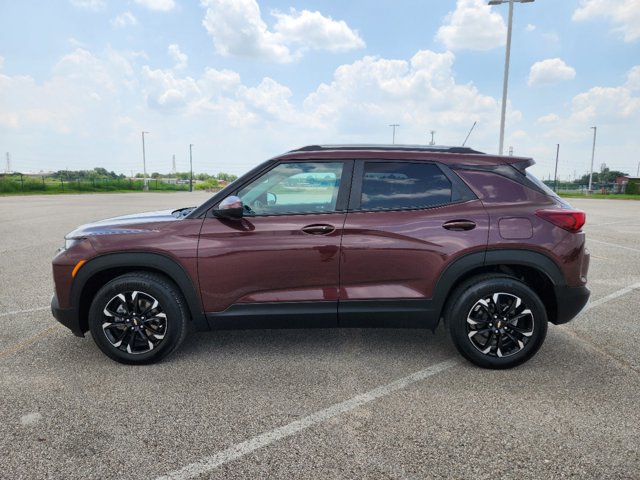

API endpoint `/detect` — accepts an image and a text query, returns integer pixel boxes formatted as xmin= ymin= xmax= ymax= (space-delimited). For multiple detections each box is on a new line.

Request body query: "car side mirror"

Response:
xmin=212 ymin=195 xmax=244 ymax=219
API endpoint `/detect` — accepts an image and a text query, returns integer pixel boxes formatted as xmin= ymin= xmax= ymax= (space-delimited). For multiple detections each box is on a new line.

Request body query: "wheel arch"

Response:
xmin=434 ymin=249 xmax=563 ymax=325
xmin=72 ymin=252 xmax=208 ymax=334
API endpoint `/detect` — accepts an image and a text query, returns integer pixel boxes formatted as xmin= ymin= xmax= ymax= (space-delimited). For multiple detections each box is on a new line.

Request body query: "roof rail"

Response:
xmin=291 ymin=144 xmax=485 ymax=154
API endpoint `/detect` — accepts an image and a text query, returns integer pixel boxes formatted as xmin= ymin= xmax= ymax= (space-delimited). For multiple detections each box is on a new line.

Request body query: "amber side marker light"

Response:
xmin=71 ymin=260 xmax=87 ymax=278
xmin=535 ymin=209 xmax=586 ymax=233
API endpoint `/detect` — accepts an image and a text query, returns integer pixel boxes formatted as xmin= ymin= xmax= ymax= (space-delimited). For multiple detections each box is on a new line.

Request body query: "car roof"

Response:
xmin=273 ymin=144 xmax=531 ymax=167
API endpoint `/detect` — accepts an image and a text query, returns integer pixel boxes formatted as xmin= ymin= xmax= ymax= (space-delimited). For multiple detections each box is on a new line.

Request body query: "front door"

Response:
xmin=198 ymin=160 xmax=350 ymax=328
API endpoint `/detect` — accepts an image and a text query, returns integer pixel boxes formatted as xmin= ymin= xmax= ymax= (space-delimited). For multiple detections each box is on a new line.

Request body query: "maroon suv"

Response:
xmin=51 ymin=145 xmax=590 ymax=368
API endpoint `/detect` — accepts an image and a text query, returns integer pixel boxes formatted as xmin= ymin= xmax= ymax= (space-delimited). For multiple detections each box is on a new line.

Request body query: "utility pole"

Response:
xmin=389 ymin=124 xmax=399 ymax=144
xmin=5 ymin=152 xmax=10 ymax=174
xmin=588 ymin=126 xmax=597 ymax=192
xmin=488 ymin=0 xmax=535 ymax=155
xmin=189 ymin=144 xmax=194 ymax=192
xmin=553 ymin=144 xmax=560 ymax=192
xmin=637 ymin=161 xmax=639 ymax=177
xmin=429 ymin=131 xmax=436 ymax=146
xmin=141 ymin=131 xmax=149 ymax=191
xmin=172 ymin=154 xmax=176 ymax=176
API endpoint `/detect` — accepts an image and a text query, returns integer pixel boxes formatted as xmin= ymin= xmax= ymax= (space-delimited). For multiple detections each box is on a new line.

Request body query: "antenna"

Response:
xmin=462 ymin=122 xmax=477 ymax=146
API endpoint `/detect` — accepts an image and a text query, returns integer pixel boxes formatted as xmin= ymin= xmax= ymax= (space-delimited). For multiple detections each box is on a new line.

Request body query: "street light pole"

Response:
xmin=488 ymin=0 xmax=535 ymax=155
xmin=189 ymin=144 xmax=194 ymax=193
xmin=588 ymin=126 xmax=597 ymax=192
xmin=141 ymin=131 xmax=149 ymax=191
xmin=553 ymin=144 xmax=560 ymax=193
xmin=389 ymin=124 xmax=399 ymax=144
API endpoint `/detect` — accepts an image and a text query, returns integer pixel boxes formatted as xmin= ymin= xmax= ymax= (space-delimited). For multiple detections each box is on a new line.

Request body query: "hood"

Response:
xmin=66 ymin=207 xmax=195 ymax=239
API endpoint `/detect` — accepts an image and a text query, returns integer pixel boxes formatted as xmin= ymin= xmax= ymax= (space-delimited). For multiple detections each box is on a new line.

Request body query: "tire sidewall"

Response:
xmin=448 ymin=276 xmax=548 ymax=369
xmin=88 ymin=274 xmax=187 ymax=364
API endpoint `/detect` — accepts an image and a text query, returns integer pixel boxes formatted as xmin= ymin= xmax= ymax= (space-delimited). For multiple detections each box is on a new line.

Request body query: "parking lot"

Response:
xmin=0 ymin=193 xmax=638 ymax=479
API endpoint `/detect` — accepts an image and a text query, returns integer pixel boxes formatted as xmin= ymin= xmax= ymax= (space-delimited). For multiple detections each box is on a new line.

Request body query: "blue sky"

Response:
xmin=1 ymin=0 xmax=639 ymax=181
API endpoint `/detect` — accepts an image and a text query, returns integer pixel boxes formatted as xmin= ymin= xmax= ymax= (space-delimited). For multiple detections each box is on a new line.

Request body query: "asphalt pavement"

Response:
xmin=0 ymin=193 xmax=638 ymax=479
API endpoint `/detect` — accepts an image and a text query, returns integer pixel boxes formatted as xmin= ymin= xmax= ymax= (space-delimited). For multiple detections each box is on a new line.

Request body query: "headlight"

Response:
xmin=64 ymin=238 xmax=84 ymax=250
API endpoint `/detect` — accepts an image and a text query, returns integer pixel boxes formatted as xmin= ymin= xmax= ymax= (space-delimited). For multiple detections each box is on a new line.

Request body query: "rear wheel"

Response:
xmin=446 ymin=275 xmax=548 ymax=369
xmin=88 ymin=272 xmax=188 ymax=364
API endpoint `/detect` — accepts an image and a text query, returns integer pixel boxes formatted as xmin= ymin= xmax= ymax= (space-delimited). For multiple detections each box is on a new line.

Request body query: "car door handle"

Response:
xmin=302 ymin=224 xmax=336 ymax=235
xmin=442 ymin=220 xmax=476 ymax=231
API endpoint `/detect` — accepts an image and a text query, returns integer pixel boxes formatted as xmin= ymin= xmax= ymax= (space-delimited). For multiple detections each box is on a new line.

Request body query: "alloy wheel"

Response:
xmin=466 ymin=292 xmax=534 ymax=358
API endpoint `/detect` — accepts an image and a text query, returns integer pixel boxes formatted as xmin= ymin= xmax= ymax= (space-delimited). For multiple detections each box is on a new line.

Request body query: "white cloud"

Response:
xmin=573 ymin=0 xmax=640 ymax=42
xmin=201 ymin=0 xmax=293 ymax=63
xmin=436 ymin=0 xmax=506 ymax=51
xmin=626 ymin=66 xmax=640 ymax=91
xmin=112 ymin=12 xmax=138 ymax=29
xmin=528 ymin=58 xmax=576 ymax=87
xmin=526 ymin=24 xmax=536 ymax=32
xmin=572 ymin=85 xmax=640 ymax=123
xmin=134 ymin=0 xmax=176 ymax=12
xmin=303 ymin=50 xmax=504 ymax=140
xmin=536 ymin=113 xmax=560 ymax=124
xmin=272 ymin=9 xmax=365 ymax=53
xmin=238 ymin=78 xmax=298 ymax=122
xmin=531 ymin=66 xmax=640 ymax=159
xmin=200 ymin=0 xmax=364 ymax=63
xmin=0 ymin=44 xmax=519 ymax=173
xmin=69 ymin=0 xmax=106 ymax=11
xmin=168 ymin=44 xmax=188 ymax=70
xmin=0 ymin=48 xmax=138 ymax=136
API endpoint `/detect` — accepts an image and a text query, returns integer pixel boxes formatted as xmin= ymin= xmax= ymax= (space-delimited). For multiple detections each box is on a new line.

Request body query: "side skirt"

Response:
xmin=205 ymin=299 xmax=439 ymax=330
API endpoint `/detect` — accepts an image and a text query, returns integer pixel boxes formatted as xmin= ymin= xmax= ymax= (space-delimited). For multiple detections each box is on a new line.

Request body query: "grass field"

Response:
xmin=0 ymin=176 xmax=192 ymax=195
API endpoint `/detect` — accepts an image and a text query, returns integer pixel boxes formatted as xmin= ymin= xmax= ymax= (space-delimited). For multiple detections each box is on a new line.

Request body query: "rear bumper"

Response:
xmin=51 ymin=295 xmax=84 ymax=337
xmin=552 ymin=285 xmax=590 ymax=325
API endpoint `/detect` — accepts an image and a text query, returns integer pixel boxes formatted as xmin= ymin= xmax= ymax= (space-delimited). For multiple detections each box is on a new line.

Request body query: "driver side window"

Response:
xmin=237 ymin=162 xmax=344 ymax=216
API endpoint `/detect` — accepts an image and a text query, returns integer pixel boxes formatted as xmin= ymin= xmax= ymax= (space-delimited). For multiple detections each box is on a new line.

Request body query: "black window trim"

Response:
xmin=348 ymin=159 xmax=476 ymax=212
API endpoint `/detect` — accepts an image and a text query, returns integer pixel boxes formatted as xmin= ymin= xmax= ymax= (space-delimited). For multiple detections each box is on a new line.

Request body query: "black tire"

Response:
xmin=88 ymin=272 xmax=188 ymax=364
xmin=445 ymin=274 xmax=548 ymax=369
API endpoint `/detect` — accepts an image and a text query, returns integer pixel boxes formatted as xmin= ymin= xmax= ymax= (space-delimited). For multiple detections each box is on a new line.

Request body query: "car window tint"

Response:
xmin=360 ymin=162 xmax=452 ymax=210
xmin=238 ymin=162 xmax=343 ymax=215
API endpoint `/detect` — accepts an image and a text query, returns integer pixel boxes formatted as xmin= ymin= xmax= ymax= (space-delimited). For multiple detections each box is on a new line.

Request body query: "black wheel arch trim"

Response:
xmin=71 ymin=252 xmax=208 ymax=333
xmin=433 ymin=248 xmax=566 ymax=317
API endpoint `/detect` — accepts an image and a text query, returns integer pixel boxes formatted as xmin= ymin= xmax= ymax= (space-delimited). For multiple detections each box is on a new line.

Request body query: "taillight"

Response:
xmin=535 ymin=209 xmax=586 ymax=233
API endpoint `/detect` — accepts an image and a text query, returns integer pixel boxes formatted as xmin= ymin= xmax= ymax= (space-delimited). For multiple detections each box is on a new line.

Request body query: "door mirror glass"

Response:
xmin=213 ymin=195 xmax=244 ymax=219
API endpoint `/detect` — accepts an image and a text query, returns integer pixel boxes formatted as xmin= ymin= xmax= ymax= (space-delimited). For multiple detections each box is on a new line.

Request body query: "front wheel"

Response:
xmin=88 ymin=272 xmax=188 ymax=364
xmin=446 ymin=275 xmax=548 ymax=369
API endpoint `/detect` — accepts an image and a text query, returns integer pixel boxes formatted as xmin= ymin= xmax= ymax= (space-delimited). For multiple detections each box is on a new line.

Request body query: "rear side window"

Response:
xmin=360 ymin=162 xmax=452 ymax=210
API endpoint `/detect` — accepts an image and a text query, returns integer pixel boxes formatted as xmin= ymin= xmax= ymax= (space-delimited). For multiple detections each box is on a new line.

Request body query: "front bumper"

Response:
xmin=552 ymin=285 xmax=591 ymax=325
xmin=51 ymin=295 xmax=84 ymax=337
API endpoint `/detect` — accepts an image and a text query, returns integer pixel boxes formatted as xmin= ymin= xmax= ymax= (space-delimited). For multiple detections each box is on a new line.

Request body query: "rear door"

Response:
xmin=338 ymin=160 xmax=489 ymax=327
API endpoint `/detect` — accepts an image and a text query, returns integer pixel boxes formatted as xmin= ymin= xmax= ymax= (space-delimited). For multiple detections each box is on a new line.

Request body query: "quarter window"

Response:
xmin=360 ymin=162 xmax=452 ymax=210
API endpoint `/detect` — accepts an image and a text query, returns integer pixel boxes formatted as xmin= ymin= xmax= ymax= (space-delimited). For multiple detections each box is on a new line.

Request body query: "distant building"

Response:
xmin=615 ymin=175 xmax=640 ymax=193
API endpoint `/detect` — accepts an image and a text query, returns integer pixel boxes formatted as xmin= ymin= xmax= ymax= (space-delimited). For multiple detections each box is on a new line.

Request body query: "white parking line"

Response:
xmin=156 ymin=358 xmax=459 ymax=480
xmin=588 ymin=238 xmax=640 ymax=254
xmin=583 ymin=282 xmax=640 ymax=312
